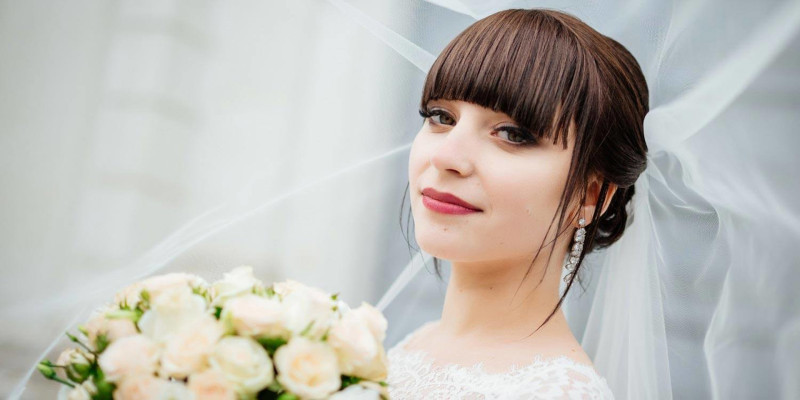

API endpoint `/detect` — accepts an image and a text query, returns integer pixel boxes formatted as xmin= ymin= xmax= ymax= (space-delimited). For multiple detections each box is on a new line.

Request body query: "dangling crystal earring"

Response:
xmin=564 ymin=217 xmax=586 ymax=283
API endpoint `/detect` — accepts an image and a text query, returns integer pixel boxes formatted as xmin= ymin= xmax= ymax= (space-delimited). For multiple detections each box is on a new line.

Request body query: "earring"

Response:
xmin=563 ymin=217 xmax=586 ymax=283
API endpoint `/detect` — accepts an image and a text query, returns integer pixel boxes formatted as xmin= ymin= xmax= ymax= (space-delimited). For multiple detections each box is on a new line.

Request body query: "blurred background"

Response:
xmin=1 ymin=0 xmax=799 ymax=399
xmin=0 ymin=0 xmax=465 ymax=397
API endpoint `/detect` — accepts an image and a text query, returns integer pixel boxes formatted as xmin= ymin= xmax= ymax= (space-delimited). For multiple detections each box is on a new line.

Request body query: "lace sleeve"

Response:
xmin=509 ymin=363 xmax=615 ymax=399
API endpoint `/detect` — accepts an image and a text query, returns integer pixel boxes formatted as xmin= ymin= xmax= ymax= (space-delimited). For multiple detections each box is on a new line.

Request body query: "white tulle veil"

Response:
xmin=2 ymin=0 xmax=799 ymax=398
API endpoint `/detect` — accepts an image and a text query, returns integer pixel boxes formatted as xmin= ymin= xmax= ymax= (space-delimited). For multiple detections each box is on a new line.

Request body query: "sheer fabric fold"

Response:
xmin=1 ymin=0 xmax=798 ymax=398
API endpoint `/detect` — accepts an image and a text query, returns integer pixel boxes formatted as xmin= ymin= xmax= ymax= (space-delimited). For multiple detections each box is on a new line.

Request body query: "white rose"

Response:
xmin=116 ymin=272 xmax=208 ymax=308
xmin=221 ymin=294 xmax=290 ymax=339
xmin=159 ymin=314 xmax=225 ymax=379
xmin=327 ymin=309 xmax=388 ymax=381
xmin=98 ymin=335 xmax=160 ymax=382
xmin=328 ymin=384 xmax=382 ymax=400
xmin=272 ymin=279 xmax=313 ymax=298
xmin=114 ymin=374 xmax=192 ymax=400
xmin=84 ymin=306 xmax=138 ymax=349
xmin=210 ymin=266 xmax=264 ymax=307
xmin=138 ymin=286 xmax=208 ymax=343
xmin=274 ymin=337 xmax=341 ymax=399
xmin=209 ymin=336 xmax=274 ymax=395
xmin=280 ymin=282 xmax=336 ymax=340
xmin=188 ymin=369 xmax=237 ymax=400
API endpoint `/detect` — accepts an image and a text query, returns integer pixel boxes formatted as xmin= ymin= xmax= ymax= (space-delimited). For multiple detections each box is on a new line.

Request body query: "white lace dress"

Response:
xmin=386 ymin=322 xmax=615 ymax=399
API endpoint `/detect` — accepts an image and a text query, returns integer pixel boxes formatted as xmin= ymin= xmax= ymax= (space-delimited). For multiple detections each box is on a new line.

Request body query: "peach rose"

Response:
xmin=188 ymin=369 xmax=237 ymax=400
xmin=84 ymin=306 xmax=138 ymax=349
xmin=98 ymin=335 xmax=160 ymax=382
xmin=115 ymin=272 xmax=207 ymax=308
xmin=159 ymin=315 xmax=225 ymax=379
xmin=274 ymin=337 xmax=341 ymax=399
xmin=221 ymin=294 xmax=290 ymax=339
xmin=114 ymin=374 xmax=192 ymax=400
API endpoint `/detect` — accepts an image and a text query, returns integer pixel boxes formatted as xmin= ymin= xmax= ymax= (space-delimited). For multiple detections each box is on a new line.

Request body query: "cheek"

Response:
xmin=407 ymin=131 xmax=429 ymax=191
xmin=485 ymin=159 xmax=569 ymax=246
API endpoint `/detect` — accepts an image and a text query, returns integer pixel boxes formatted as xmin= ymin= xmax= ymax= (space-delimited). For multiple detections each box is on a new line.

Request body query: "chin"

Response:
xmin=413 ymin=225 xmax=478 ymax=261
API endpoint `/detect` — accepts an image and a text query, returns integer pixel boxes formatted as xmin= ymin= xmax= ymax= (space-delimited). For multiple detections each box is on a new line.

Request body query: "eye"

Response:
xmin=418 ymin=108 xmax=455 ymax=126
xmin=495 ymin=126 xmax=538 ymax=146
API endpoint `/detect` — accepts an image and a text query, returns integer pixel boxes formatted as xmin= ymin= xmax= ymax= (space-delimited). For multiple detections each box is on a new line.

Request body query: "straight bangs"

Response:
xmin=420 ymin=9 xmax=601 ymax=149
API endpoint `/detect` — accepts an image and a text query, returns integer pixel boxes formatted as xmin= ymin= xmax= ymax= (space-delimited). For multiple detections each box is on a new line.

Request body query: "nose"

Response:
xmin=429 ymin=124 xmax=475 ymax=177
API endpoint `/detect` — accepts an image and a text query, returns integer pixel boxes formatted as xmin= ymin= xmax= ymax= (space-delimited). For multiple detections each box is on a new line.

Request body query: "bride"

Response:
xmin=385 ymin=8 xmax=647 ymax=399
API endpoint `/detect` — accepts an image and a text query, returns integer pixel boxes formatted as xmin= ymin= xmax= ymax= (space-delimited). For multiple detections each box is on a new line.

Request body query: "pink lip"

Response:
xmin=421 ymin=187 xmax=482 ymax=215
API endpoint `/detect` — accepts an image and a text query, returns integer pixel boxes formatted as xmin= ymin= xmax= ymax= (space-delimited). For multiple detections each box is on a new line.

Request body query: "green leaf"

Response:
xmin=276 ymin=393 xmax=299 ymax=400
xmin=266 ymin=379 xmax=284 ymax=393
xmin=257 ymin=337 xmax=288 ymax=356
xmin=341 ymin=375 xmax=362 ymax=389
xmin=299 ymin=321 xmax=315 ymax=337
xmin=95 ymin=333 xmax=110 ymax=353
xmin=92 ymin=375 xmax=115 ymax=400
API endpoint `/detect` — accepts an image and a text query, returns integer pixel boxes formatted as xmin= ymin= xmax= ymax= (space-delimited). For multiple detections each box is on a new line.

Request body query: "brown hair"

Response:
xmin=400 ymin=8 xmax=649 ymax=333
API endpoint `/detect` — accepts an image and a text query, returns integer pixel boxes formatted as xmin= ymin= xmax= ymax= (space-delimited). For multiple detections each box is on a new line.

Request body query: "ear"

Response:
xmin=578 ymin=175 xmax=618 ymax=227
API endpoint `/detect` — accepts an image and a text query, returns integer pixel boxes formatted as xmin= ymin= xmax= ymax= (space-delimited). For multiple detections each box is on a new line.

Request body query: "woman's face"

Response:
xmin=408 ymin=99 xmax=576 ymax=265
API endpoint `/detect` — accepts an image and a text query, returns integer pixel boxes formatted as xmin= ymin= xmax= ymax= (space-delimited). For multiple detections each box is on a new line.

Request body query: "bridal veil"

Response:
xmin=1 ymin=0 xmax=798 ymax=398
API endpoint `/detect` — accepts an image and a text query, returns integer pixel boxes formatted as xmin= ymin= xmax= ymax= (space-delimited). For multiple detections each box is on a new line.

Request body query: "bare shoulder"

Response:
xmin=404 ymin=320 xmax=440 ymax=349
xmin=556 ymin=335 xmax=595 ymax=367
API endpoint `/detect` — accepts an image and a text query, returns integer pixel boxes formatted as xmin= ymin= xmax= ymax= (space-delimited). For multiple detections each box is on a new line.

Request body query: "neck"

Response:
xmin=439 ymin=251 xmax=569 ymax=341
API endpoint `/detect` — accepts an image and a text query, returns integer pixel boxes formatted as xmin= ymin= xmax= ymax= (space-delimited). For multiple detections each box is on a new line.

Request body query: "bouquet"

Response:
xmin=39 ymin=266 xmax=390 ymax=400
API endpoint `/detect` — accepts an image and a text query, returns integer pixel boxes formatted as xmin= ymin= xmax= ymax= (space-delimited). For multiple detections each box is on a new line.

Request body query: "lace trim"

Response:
xmin=387 ymin=321 xmax=615 ymax=399
xmin=389 ymin=321 xmax=607 ymax=378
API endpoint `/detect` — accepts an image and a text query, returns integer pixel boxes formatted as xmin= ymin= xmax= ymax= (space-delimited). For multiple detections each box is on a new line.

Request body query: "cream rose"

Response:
xmin=221 ymin=294 xmax=290 ymax=339
xmin=210 ymin=266 xmax=264 ymax=307
xmin=188 ymin=369 xmax=237 ymax=400
xmin=280 ymin=283 xmax=336 ymax=340
xmin=159 ymin=314 xmax=225 ymax=379
xmin=326 ymin=309 xmax=388 ymax=381
xmin=209 ymin=336 xmax=274 ymax=395
xmin=115 ymin=272 xmax=208 ymax=308
xmin=114 ymin=374 xmax=192 ymax=400
xmin=274 ymin=337 xmax=341 ymax=399
xmin=98 ymin=335 xmax=160 ymax=382
xmin=84 ymin=306 xmax=138 ymax=349
xmin=138 ymin=286 xmax=208 ymax=343
xmin=272 ymin=279 xmax=313 ymax=298
xmin=350 ymin=302 xmax=387 ymax=342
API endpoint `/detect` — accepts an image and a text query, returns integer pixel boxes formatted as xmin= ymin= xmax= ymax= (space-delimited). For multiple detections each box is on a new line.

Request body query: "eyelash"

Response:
xmin=418 ymin=107 xmax=538 ymax=147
